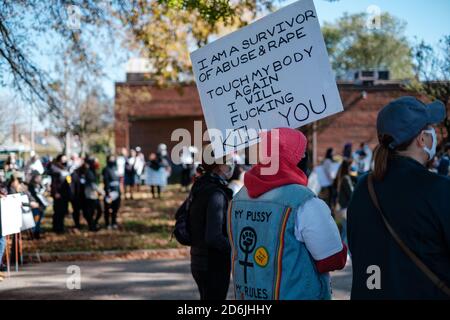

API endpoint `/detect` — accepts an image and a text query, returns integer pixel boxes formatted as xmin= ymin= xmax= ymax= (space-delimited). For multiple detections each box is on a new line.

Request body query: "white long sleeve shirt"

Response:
xmin=294 ymin=197 xmax=343 ymax=261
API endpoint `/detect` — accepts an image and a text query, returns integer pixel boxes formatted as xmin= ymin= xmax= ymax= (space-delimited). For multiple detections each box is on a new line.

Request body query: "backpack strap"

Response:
xmin=367 ymin=174 xmax=450 ymax=297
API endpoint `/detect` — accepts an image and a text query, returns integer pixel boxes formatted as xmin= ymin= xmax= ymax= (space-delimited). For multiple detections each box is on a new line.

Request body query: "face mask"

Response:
xmin=423 ymin=128 xmax=437 ymax=160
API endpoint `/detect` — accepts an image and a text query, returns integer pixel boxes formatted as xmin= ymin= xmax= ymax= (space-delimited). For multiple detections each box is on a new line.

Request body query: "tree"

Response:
xmin=74 ymin=92 xmax=114 ymax=155
xmin=322 ymin=12 xmax=414 ymax=79
xmin=112 ymin=0 xmax=288 ymax=85
xmin=48 ymin=44 xmax=113 ymax=156
xmin=407 ymin=36 xmax=450 ymax=143
xmin=0 ymin=94 xmax=28 ymax=146
xmin=51 ymin=85 xmax=113 ymax=156
xmin=0 ymin=0 xmax=113 ymax=118
xmin=0 ymin=1 xmax=283 ymax=114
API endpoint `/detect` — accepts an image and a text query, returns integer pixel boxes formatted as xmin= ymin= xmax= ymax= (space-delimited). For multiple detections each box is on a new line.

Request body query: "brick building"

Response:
xmin=114 ymin=74 xmax=431 ymax=163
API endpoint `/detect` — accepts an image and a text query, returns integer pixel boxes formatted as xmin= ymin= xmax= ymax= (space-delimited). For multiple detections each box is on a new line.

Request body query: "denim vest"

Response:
xmin=228 ymin=184 xmax=331 ymax=300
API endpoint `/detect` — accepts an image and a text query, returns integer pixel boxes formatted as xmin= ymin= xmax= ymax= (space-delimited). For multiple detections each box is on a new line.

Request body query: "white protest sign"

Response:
xmin=191 ymin=0 xmax=343 ymax=159
xmin=314 ymin=162 xmax=341 ymax=188
xmin=20 ymin=194 xmax=36 ymax=231
xmin=1 ymin=193 xmax=23 ymax=236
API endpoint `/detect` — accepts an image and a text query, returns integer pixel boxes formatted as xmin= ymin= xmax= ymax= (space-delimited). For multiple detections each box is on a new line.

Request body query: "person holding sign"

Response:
xmin=49 ymin=154 xmax=71 ymax=234
xmin=228 ymin=128 xmax=347 ymax=300
xmin=348 ymin=97 xmax=450 ymax=299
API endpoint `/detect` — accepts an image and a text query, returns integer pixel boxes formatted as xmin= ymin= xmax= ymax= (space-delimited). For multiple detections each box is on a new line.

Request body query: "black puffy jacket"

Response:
xmin=189 ymin=172 xmax=233 ymax=271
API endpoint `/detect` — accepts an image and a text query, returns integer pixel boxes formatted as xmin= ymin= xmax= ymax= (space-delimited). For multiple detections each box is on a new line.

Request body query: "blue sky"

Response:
xmin=310 ymin=0 xmax=450 ymax=45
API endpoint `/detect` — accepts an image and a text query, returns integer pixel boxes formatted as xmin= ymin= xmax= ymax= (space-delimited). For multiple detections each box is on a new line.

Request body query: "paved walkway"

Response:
xmin=0 ymin=259 xmax=351 ymax=300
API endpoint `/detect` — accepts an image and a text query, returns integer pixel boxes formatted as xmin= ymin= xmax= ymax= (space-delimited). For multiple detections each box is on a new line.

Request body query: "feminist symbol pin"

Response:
xmin=239 ymin=227 xmax=257 ymax=284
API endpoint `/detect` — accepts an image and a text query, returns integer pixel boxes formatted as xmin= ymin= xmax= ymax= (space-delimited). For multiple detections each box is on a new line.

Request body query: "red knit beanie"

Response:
xmin=244 ymin=128 xmax=308 ymax=198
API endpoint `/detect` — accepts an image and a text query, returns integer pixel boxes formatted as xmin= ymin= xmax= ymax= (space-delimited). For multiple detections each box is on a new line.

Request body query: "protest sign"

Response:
xmin=20 ymin=194 xmax=36 ymax=231
xmin=191 ymin=0 xmax=343 ymax=158
xmin=314 ymin=162 xmax=341 ymax=188
xmin=0 ymin=193 xmax=23 ymax=236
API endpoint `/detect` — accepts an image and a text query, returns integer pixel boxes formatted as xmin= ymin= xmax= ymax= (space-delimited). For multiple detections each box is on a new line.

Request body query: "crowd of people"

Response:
xmin=0 ymin=142 xmax=183 ymax=234
xmin=0 ymin=141 xmax=201 ymax=278
xmin=1 ymin=96 xmax=449 ymax=298
xmin=0 ymin=152 xmax=122 ymax=242
xmin=117 ymin=144 xmax=173 ymax=200
xmin=0 ymin=152 xmax=50 ymax=279
xmin=183 ymin=96 xmax=450 ymax=300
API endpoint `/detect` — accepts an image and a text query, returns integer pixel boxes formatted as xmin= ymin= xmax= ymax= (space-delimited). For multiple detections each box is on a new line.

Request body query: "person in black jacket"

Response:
xmin=189 ymin=158 xmax=234 ymax=300
xmin=84 ymin=157 xmax=104 ymax=231
xmin=49 ymin=154 xmax=71 ymax=234
xmin=102 ymin=155 xmax=121 ymax=229
xmin=70 ymin=163 xmax=84 ymax=230
xmin=348 ymin=97 xmax=450 ymax=300
xmin=73 ymin=157 xmax=102 ymax=231
xmin=124 ymin=149 xmax=137 ymax=200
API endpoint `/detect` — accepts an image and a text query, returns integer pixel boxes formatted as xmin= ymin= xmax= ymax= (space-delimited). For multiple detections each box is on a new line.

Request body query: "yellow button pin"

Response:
xmin=254 ymin=246 xmax=269 ymax=267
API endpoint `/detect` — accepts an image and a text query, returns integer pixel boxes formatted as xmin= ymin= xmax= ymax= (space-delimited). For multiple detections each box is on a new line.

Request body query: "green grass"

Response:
xmin=23 ymin=185 xmax=188 ymax=253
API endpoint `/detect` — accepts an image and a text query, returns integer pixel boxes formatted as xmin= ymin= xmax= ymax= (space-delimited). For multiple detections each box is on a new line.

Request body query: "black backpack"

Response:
xmin=172 ymin=191 xmax=194 ymax=246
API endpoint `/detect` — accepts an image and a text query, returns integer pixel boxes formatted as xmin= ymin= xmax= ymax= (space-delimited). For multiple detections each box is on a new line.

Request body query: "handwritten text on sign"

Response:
xmin=190 ymin=0 xmax=343 ymax=158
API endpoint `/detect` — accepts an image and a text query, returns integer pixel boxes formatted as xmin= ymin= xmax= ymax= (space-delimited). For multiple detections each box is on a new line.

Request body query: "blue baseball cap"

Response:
xmin=377 ymin=96 xmax=446 ymax=149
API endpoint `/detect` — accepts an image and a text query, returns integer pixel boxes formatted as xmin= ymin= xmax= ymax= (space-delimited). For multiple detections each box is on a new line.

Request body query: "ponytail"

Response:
xmin=373 ymin=143 xmax=392 ymax=181
xmin=373 ymin=134 xmax=416 ymax=181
